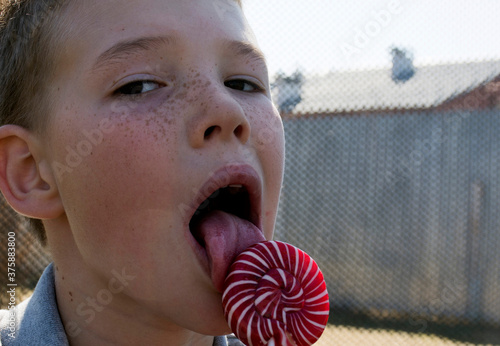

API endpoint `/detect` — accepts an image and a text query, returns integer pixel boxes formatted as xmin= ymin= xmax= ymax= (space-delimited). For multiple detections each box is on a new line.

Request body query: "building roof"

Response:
xmin=286 ymin=60 xmax=500 ymax=115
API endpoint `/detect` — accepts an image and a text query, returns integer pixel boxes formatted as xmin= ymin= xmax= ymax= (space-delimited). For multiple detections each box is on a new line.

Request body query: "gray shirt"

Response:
xmin=0 ymin=263 xmax=229 ymax=346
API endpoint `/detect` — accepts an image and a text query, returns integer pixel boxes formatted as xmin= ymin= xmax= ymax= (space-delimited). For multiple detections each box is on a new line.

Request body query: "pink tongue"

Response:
xmin=196 ymin=210 xmax=266 ymax=292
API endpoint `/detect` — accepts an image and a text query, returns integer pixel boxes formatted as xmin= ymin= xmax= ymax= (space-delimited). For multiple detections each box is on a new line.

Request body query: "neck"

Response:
xmin=54 ymin=270 xmax=215 ymax=346
xmin=45 ymin=218 xmax=224 ymax=346
xmin=46 ymin=225 xmax=215 ymax=346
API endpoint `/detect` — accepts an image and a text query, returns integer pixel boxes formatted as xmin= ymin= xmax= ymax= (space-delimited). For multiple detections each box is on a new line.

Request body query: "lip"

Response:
xmin=184 ymin=164 xmax=263 ymax=285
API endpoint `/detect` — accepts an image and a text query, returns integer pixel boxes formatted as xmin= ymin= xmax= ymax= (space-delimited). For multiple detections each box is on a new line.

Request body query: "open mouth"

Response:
xmin=186 ymin=165 xmax=265 ymax=292
xmin=189 ymin=184 xmax=254 ymax=247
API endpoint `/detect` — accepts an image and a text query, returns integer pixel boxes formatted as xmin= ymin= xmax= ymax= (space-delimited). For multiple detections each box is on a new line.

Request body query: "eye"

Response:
xmin=224 ymin=79 xmax=263 ymax=92
xmin=115 ymin=80 xmax=163 ymax=95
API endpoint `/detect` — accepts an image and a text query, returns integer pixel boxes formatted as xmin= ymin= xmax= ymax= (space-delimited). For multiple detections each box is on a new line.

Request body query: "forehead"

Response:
xmin=60 ymin=0 xmax=255 ymax=58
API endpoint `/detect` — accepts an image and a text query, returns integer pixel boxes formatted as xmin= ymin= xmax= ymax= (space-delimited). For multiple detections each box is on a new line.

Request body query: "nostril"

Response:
xmin=204 ymin=126 xmax=218 ymax=139
xmin=234 ymin=125 xmax=243 ymax=139
xmin=201 ymin=124 xmax=248 ymax=142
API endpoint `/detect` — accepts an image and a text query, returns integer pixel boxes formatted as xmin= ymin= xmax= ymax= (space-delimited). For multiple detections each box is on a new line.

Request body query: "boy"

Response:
xmin=0 ymin=0 xmax=285 ymax=344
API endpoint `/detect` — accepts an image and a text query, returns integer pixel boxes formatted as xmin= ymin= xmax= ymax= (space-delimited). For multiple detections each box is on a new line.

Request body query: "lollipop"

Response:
xmin=222 ymin=241 xmax=329 ymax=346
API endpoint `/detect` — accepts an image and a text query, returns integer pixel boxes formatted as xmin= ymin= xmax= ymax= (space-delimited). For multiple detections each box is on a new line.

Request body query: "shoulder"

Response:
xmin=213 ymin=335 xmax=229 ymax=346
xmin=0 ymin=264 xmax=69 ymax=346
xmin=226 ymin=334 xmax=245 ymax=346
xmin=0 ymin=292 xmax=32 ymax=345
xmin=0 ymin=304 xmax=17 ymax=345
xmin=215 ymin=334 xmax=245 ymax=346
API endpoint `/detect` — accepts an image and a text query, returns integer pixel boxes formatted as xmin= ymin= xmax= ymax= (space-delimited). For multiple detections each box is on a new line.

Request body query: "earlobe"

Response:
xmin=0 ymin=125 xmax=63 ymax=219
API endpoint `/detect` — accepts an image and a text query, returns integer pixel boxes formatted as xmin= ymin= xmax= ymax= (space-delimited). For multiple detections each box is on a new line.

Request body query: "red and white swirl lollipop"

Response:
xmin=222 ymin=241 xmax=330 ymax=346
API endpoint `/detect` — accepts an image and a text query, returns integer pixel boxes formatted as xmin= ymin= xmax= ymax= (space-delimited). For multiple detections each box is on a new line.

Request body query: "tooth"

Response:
xmin=227 ymin=185 xmax=243 ymax=194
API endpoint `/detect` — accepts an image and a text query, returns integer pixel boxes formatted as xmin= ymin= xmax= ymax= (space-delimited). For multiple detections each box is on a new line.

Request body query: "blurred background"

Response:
xmin=2 ymin=0 xmax=500 ymax=345
xmin=247 ymin=0 xmax=500 ymax=345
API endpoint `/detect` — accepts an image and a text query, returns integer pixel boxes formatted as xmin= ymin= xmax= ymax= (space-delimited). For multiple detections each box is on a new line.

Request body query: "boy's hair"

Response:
xmin=0 ymin=0 xmax=243 ymax=246
xmin=0 ymin=0 xmax=71 ymax=245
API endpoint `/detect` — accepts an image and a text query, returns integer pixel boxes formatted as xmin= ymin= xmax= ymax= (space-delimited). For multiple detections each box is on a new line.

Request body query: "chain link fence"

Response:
xmin=1 ymin=1 xmax=500 ymax=345
xmin=275 ymin=110 xmax=500 ymax=345
xmin=246 ymin=0 xmax=500 ymax=345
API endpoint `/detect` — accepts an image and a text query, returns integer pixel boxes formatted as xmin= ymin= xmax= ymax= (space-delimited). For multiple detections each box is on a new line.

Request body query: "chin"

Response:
xmin=185 ymin=300 xmax=233 ymax=336
xmin=213 ymin=324 xmax=233 ymax=336
xmin=195 ymin=318 xmax=232 ymax=337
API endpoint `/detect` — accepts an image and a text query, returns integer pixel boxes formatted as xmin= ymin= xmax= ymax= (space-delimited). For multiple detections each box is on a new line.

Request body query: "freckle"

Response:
xmin=69 ymin=291 xmax=72 ymax=296
xmin=62 ymin=276 xmax=64 ymax=280
xmin=71 ymin=299 xmax=73 ymax=302
xmin=175 ymin=91 xmax=187 ymax=100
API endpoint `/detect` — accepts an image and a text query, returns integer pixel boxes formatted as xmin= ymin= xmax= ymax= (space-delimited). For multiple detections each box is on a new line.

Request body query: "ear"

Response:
xmin=0 ymin=125 xmax=63 ymax=219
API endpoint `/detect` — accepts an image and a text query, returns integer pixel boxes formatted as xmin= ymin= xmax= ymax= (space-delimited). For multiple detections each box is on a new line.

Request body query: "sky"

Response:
xmin=244 ymin=0 xmax=500 ymax=75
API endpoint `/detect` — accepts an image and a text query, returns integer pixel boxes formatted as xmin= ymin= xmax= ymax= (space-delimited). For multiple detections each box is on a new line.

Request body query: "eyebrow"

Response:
xmin=222 ymin=39 xmax=267 ymax=66
xmin=91 ymin=35 xmax=267 ymax=73
xmin=91 ymin=36 xmax=174 ymax=72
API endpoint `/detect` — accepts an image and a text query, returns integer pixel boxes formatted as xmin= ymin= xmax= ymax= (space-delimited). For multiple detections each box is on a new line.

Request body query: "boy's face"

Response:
xmin=43 ymin=0 xmax=284 ymax=336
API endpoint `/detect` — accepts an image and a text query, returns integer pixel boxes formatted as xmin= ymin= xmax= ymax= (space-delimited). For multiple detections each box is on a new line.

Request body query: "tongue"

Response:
xmin=195 ymin=210 xmax=266 ymax=292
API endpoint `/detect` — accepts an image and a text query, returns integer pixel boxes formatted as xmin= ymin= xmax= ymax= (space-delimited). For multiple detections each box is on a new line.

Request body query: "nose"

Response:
xmin=187 ymin=83 xmax=251 ymax=148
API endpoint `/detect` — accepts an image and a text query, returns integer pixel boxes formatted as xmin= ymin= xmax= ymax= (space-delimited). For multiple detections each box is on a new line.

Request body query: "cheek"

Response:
xmin=247 ymin=101 xmax=284 ymax=151
xmin=247 ymin=104 xmax=285 ymax=237
xmin=51 ymin=113 xmax=182 ymax=235
xmin=250 ymin=104 xmax=285 ymax=174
